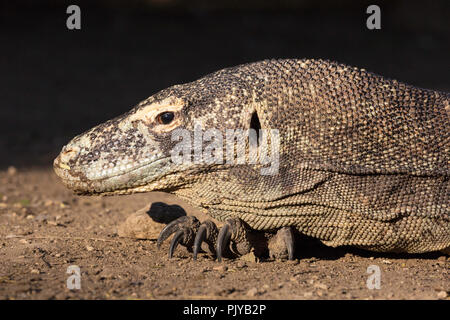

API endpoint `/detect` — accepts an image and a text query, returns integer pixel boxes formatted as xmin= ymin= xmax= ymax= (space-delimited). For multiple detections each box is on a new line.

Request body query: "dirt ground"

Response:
xmin=0 ymin=167 xmax=448 ymax=300
xmin=1 ymin=2 xmax=449 ymax=300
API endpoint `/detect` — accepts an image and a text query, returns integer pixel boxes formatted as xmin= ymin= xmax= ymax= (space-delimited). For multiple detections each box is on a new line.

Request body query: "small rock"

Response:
xmin=30 ymin=269 xmax=40 ymax=274
xmin=34 ymin=215 xmax=48 ymax=223
xmin=7 ymin=166 xmax=17 ymax=176
xmin=437 ymin=256 xmax=447 ymax=262
xmin=240 ymin=252 xmax=258 ymax=263
xmin=437 ymin=291 xmax=448 ymax=299
xmin=59 ymin=202 xmax=69 ymax=209
xmin=19 ymin=239 xmax=29 ymax=244
xmin=0 ymin=203 xmax=7 ymax=208
xmin=118 ymin=206 xmax=176 ymax=239
xmin=382 ymin=259 xmax=392 ymax=264
xmin=26 ymin=215 xmax=34 ymax=220
xmin=213 ymin=265 xmax=228 ymax=272
xmin=44 ymin=200 xmax=54 ymax=207
xmin=236 ymin=261 xmax=247 ymax=268
xmin=246 ymin=287 xmax=258 ymax=297
xmin=303 ymin=291 xmax=313 ymax=298
xmin=86 ymin=245 xmax=94 ymax=251
xmin=313 ymin=282 xmax=329 ymax=290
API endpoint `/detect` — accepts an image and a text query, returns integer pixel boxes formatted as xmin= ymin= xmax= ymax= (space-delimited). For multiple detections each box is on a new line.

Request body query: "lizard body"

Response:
xmin=54 ymin=59 xmax=449 ymax=256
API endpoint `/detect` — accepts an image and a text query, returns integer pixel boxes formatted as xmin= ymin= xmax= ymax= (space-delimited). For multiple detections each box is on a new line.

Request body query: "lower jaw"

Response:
xmin=56 ymin=158 xmax=173 ymax=195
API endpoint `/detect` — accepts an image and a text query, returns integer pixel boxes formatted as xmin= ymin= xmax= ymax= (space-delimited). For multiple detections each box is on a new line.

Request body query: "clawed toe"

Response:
xmin=157 ymin=216 xmax=200 ymax=258
xmin=217 ymin=222 xmax=232 ymax=262
xmin=216 ymin=218 xmax=253 ymax=262
xmin=268 ymin=226 xmax=296 ymax=260
xmin=193 ymin=220 xmax=219 ymax=260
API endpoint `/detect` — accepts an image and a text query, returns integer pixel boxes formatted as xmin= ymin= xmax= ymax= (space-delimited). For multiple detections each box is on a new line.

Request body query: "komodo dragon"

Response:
xmin=54 ymin=59 xmax=449 ymax=261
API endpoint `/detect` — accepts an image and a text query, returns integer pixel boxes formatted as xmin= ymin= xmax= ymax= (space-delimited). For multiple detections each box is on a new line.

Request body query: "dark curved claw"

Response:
xmin=169 ymin=230 xmax=185 ymax=258
xmin=216 ymin=223 xmax=231 ymax=262
xmin=156 ymin=216 xmax=200 ymax=258
xmin=193 ymin=224 xmax=207 ymax=261
xmin=157 ymin=216 xmax=192 ymax=248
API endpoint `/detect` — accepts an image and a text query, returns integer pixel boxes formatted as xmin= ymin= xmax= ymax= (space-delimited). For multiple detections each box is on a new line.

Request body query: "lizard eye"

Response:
xmin=156 ymin=112 xmax=175 ymax=125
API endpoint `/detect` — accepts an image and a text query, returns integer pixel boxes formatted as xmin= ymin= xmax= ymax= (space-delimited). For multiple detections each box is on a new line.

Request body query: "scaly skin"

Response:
xmin=54 ymin=59 xmax=449 ymax=257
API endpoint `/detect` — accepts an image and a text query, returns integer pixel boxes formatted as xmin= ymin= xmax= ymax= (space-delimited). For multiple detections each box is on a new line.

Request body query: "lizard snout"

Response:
xmin=54 ymin=146 xmax=80 ymax=171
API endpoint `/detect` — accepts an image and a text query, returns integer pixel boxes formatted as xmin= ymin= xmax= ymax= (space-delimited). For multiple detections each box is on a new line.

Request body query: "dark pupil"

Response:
xmin=160 ymin=112 xmax=174 ymax=124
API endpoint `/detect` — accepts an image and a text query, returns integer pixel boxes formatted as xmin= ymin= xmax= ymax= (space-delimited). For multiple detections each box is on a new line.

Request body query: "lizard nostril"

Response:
xmin=59 ymin=146 xmax=80 ymax=165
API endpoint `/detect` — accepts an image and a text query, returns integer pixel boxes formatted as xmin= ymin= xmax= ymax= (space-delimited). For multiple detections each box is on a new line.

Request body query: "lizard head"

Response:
xmin=54 ymin=70 xmax=257 ymax=195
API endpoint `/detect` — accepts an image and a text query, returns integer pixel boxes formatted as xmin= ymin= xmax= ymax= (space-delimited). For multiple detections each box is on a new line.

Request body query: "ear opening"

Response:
xmin=250 ymin=110 xmax=261 ymax=146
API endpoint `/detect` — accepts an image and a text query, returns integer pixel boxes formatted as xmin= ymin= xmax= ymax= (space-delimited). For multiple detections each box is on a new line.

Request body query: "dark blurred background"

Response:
xmin=1 ymin=0 xmax=449 ymax=169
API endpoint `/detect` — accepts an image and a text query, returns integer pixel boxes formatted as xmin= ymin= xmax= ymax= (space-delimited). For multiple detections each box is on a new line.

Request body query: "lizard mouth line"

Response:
xmin=55 ymin=156 xmax=172 ymax=185
xmin=85 ymin=157 xmax=172 ymax=182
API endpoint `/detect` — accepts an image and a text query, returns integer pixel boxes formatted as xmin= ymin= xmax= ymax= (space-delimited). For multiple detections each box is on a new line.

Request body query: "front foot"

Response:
xmin=157 ymin=216 xmax=257 ymax=261
xmin=157 ymin=216 xmax=219 ymax=260
xmin=157 ymin=216 xmax=294 ymax=262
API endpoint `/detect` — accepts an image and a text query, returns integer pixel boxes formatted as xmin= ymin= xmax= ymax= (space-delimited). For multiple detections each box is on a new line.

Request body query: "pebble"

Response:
xmin=382 ymin=259 xmax=392 ymax=264
xmin=437 ymin=291 xmax=448 ymax=299
xmin=30 ymin=269 xmax=40 ymax=274
xmin=7 ymin=166 xmax=17 ymax=176
xmin=86 ymin=245 xmax=94 ymax=251
xmin=44 ymin=200 xmax=54 ymax=207
xmin=246 ymin=287 xmax=258 ymax=297
xmin=240 ymin=252 xmax=258 ymax=263
xmin=437 ymin=256 xmax=447 ymax=262
xmin=303 ymin=291 xmax=313 ymax=298
xmin=313 ymin=282 xmax=329 ymax=290
xmin=34 ymin=215 xmax=48 ymax=223
xmin=19 ymin=239 xmax=29 ymax=244
xmin=213 ymin=265 xmax=228 ymax=272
